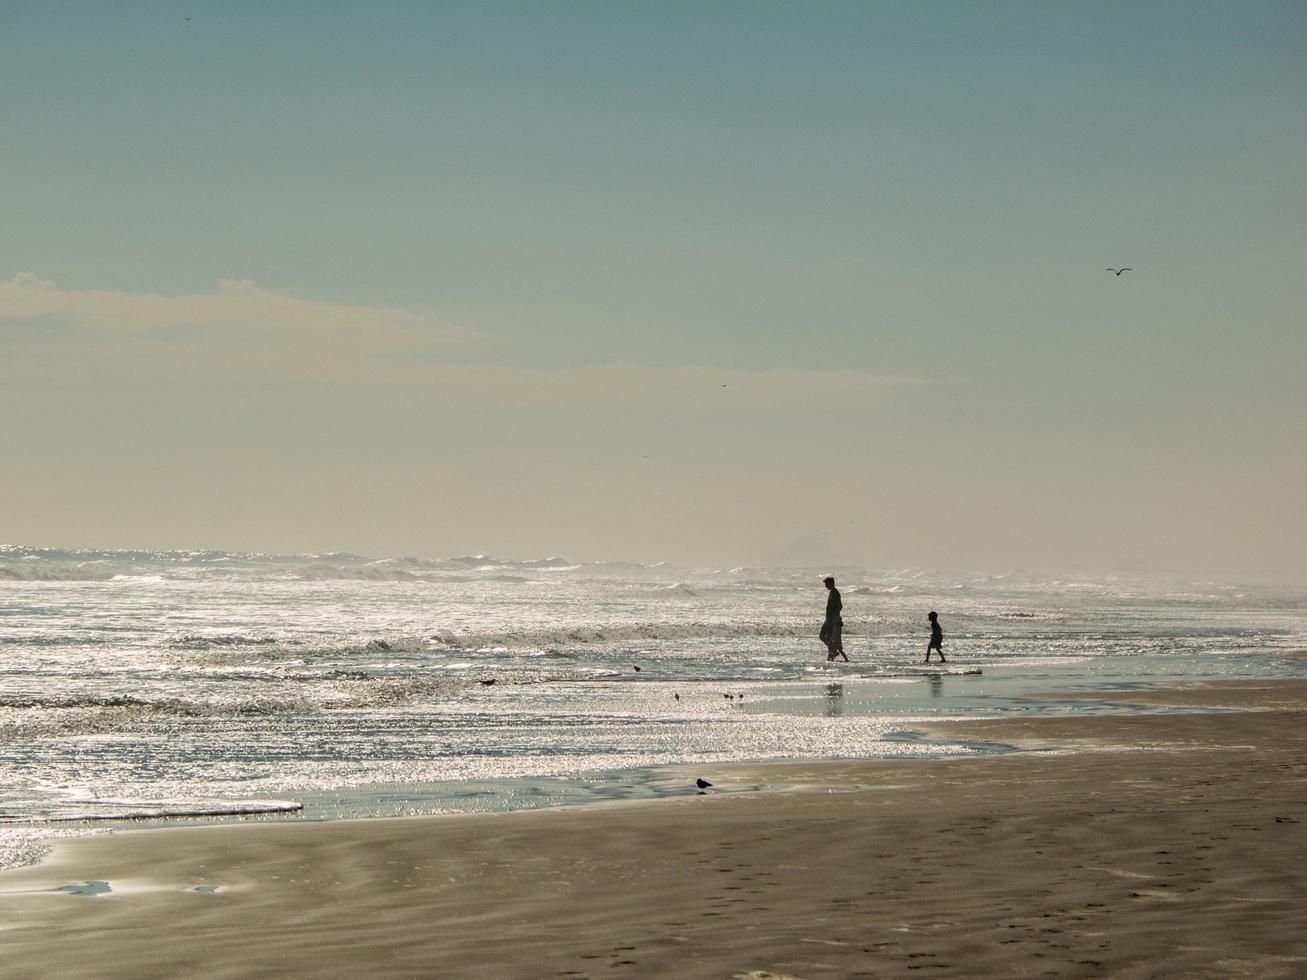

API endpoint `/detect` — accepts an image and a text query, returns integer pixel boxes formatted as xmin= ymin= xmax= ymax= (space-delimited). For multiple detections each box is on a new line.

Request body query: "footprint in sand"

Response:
xmin=1129 ymin=889 xmax=1180 ymax=902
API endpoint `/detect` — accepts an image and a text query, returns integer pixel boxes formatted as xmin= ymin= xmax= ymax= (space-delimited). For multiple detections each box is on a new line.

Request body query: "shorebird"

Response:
xmin=632 ymin=664 xmax=641 ymax=672
xmin=479 ymin=678 xmax=496 ymax=686
xmin=695 ymin=778 xmax=712 ymax=790
xmin=674 ymin=693 xmax=680 ymax=701
xmin=1106 ymin=267 xmax=1132 ymax=276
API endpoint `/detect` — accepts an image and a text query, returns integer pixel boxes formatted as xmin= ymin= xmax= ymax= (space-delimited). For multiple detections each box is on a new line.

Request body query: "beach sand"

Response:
xmin=2 ymin=680 xmax=1305 ymax=978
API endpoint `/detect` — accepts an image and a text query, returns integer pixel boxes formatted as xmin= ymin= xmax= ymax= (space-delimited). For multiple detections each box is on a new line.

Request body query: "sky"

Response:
xmin=2 ymin=1 xmax=1304 ymax=573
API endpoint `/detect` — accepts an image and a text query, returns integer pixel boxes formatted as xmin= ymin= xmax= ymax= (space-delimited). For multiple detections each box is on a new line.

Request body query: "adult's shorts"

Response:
xmin=823 ymin=617 xmax=843 ymax=652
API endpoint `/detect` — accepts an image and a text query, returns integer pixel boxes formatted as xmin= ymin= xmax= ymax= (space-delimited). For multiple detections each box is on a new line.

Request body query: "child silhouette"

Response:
xmin=924 ymin=611 xmax=945 ymax=664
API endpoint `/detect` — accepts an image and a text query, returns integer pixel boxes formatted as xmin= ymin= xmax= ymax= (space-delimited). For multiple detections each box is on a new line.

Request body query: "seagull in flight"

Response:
xmin=1106 ymin=267 xmax=1132 ymax=276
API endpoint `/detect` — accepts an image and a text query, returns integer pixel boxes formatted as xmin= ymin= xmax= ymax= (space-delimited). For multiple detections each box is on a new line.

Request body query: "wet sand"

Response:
xmin=2 ymin=680 xmax=1305 ymax=978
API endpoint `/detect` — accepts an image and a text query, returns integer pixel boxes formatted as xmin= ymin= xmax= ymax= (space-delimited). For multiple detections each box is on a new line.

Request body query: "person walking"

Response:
xmin=821 ymin=576 xmax=848 ymax=662
xmin=924 ymin=611 xmax=946 ymax=663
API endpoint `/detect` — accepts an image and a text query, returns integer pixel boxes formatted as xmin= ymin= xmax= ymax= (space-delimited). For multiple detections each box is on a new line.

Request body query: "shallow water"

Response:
xmin=2 ymin=546 xmax=1304 ymax=869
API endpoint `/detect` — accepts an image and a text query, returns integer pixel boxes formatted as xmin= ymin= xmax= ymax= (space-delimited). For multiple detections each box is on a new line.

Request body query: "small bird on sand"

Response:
xmin=723 ymin=693 xmax=734 ymax=700
xmin=479 ymin=679 xmax=496 ymax=686
xmin=696 ymin=778 xmax=712 ymax=790
xmin=633 ymin=665 xmax=641 ymax=672
xmin=1106 ymin=267 xmax=1132 ymax=276
xmin=674 ymin=693 xmax=680 ymax=701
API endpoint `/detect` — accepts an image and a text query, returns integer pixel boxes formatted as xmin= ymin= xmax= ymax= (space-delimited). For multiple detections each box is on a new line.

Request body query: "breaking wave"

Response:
xmin=0 ymin=546 xmax=593 ymax=583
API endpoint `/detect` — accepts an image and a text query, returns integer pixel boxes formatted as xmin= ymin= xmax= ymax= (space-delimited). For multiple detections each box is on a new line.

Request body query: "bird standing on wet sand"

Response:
xmin=696 ymin=778 xmax=712 ymax=790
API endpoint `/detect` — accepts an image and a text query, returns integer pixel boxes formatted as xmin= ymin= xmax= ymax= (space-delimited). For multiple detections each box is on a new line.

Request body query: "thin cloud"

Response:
xmin=0 ymin=272 xmax=474 ymax=339
xmin=0 ymin=273 xmax=923 ymax=399
xmin=419 ymin=363 xmax=925 ymax=408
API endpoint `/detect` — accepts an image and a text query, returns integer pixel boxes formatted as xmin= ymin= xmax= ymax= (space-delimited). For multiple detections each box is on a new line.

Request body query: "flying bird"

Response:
xmin=1106 ymin=267 xmax=1132 ymax=276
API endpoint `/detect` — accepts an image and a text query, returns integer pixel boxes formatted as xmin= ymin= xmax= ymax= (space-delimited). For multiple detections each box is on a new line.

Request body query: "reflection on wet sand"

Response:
xmin=825 ymin=683 xmax=844 ymax=717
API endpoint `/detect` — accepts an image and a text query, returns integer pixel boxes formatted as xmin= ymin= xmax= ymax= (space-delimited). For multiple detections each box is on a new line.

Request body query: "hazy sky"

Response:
xmin=2 ymin=1 xmax=1304 ymax=572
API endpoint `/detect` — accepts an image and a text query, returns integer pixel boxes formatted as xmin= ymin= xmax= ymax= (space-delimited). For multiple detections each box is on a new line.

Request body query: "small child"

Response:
xmin=924 ymin=611 xmax=945 ymax=663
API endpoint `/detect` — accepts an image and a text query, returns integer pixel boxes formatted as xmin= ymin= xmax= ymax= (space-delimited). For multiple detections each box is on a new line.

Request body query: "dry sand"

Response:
xmin=2 ymin=680 xmax=1305 ymax=979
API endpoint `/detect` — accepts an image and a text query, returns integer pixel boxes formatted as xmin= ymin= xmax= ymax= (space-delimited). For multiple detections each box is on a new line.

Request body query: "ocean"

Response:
xmin=2 ymin=545 xmax=1304 ymax=870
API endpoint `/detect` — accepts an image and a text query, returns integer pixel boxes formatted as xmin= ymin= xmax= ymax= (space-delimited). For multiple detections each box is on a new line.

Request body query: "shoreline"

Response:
xmin=1 ymin=669 xmax=1256 ymax=839
xmin=2 ymin=679 xmax=1305 ymax=978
